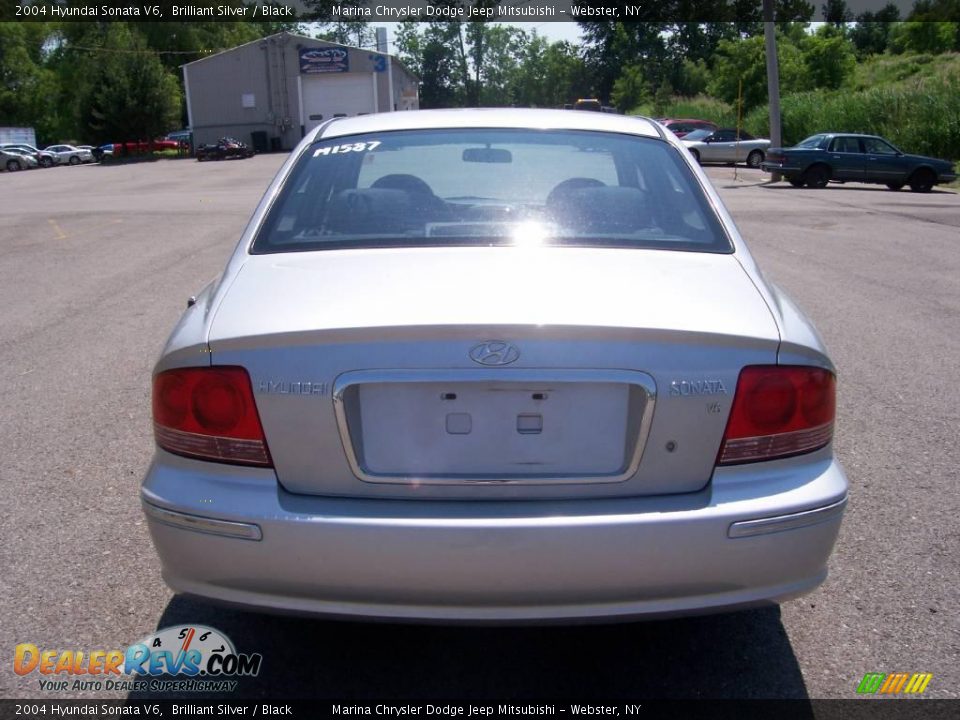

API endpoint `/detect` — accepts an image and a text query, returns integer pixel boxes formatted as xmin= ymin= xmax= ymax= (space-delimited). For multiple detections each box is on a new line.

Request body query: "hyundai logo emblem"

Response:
xmin=469 ymin=341 xmax=520 ymax=366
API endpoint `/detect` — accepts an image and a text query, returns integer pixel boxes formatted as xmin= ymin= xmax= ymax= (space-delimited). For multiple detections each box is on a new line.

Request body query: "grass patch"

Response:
xmin=851 ymin=52 xmax=960 ymax=91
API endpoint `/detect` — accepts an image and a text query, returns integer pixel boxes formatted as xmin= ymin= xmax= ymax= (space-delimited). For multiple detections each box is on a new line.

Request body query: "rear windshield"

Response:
xmin=252 ymin=128 xmax=732 ymax=254
xmin=797 ymin=134 xmax=828 ymax=149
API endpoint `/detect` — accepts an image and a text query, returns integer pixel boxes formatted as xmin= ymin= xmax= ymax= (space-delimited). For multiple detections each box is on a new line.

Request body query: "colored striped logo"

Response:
xmin=857 ymin=672 xmax=933 ymax=695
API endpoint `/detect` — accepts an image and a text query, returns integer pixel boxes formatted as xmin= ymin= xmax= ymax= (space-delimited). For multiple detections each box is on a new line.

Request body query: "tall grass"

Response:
xmin=851 ymin=52 xmax=960 ymax=90
xmin=743 ymin=75 xmax=960 ymax=159
xmin=630 ymin=95 xmax=738 ymax=126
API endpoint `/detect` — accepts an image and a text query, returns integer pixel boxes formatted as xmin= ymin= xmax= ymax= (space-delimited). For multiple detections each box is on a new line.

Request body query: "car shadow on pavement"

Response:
xmin=760 ymin=184 xmax=955 ymax=194
xmin=128 ymin=595 xmax=811 ymax=703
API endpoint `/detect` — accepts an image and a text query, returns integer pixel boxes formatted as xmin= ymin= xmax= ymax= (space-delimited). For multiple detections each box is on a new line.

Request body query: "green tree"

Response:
xmin=801 ymin=25 xmax=856 ymax=90
xmin=890 ymin=21 xmax=959 ymax=53
xmin=77 ymin=24 xmax=182 ymax=145
xmin=395 ymin=20 xmax=465 ymax=108
xmin=707 ymin=33 xmax=810 ymax=111
xmin=316 ymin=22 xmax=375 ymax=49
xmin=137 ymin=14 xmax=291 ymax=73
xmin=513 ymin=39 xmax=592 ymax=107
xmin=652 ymin=78 xmax=675 ymax=117
xmin=907 ymin=0 xmax=960 ymax=50
xmin=676 ymin=58 xmax=710 ymax=96
xmin=578 ymin=19 xmax=669 ymax=103
xmin=0 ymin=23 xmax=62 ymax=142
xmin=850 ymin=4 xmax=901 ymax=57
xmin=821 ymin=0 xmax=852 ymax=26
xmin=473 ymin=25 xmax=525 ymax=106
xmin=611 ymin=64 xmax=651 ymax=113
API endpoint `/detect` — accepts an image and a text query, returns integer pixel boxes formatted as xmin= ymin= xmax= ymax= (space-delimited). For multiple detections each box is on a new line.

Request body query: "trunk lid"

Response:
xmin=208 ymin=246 xmax=780 ymax=499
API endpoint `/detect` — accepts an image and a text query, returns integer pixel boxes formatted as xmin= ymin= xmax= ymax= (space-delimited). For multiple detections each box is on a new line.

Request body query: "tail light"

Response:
xmin=152 ymin=366 xmax=272 ymax=467
xmin=718 ymin=365 xmax=835 ymax=465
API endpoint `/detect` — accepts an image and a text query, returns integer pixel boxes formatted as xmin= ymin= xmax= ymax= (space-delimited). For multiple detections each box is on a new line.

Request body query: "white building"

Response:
xmin=181 ymin=31 xmax=419 ymax=151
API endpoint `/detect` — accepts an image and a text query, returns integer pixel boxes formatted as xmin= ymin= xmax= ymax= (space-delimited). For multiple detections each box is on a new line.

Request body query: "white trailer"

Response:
xmin=0 ymin=127 xmax=37 ymax=147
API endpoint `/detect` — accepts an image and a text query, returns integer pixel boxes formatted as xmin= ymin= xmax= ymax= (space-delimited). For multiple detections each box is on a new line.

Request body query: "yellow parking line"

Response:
xmin=48 ymin=217 xmax=122 ymax=241
xmin=48 ymin=219 xmax=67 ymax=240
xmin=70 ymin=218 xmax=122 ymax=239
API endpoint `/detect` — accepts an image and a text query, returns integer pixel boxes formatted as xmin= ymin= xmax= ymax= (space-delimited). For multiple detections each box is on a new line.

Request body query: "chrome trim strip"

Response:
xmin=333 ymin=368 xmax=657 ymax=486
xmin=728 ymin=497 xmax=847 ymax=538
xmin=142 ymin=501 xmax=263 ymax=541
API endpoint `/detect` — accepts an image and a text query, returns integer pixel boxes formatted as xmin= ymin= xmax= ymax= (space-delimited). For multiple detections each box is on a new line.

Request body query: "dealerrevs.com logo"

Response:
xmin=14 ymin=625 xmax=262 ymax=693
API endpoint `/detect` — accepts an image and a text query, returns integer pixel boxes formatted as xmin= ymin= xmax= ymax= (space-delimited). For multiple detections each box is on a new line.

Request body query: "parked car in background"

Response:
xmin=76 ymin=145 xmax=99 ymax=159
xmin=110 ymin=139 xmax=181 ymax=155
xmin=44 ymin=144 xmax=94 ymax=165
xmin=573 ymin=98 xmax=602 ymax=111
xmin=2 ymin=143 xmax=56 ymax=167
xmin=1 ymin=148 xmax=38 ymax=171
xmin=166 ymin=130 xmax=192 ymax=149
xmin=761 ymin=133 xmax=957 ymax=191
xmin=682 ymin=128 xmax=771 ymax=167
xmin=196 ymin=137 xmax=254 ymax=161
xmin=659 ymin=119 xmax=719 ymax=138
xmin=143 ymin=108 xmax=847 ymax=622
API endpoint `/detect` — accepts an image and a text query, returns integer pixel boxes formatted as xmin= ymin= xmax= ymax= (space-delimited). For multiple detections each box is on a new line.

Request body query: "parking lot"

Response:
xmin=0 ymin=156 xmax=957 ymax=700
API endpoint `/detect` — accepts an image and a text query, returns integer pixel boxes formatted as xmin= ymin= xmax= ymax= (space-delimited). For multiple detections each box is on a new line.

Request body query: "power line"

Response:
xmin=63 ymin=45 xmax=226 ymax=55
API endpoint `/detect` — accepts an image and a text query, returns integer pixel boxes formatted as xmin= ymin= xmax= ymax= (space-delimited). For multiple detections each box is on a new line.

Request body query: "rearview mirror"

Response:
xmin=463 ymin=148 xmax=512 ymax=163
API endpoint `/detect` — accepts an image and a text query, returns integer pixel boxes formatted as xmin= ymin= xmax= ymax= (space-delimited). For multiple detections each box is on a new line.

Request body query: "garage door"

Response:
xmin=301 ymin=74 xmax=376 ymax=133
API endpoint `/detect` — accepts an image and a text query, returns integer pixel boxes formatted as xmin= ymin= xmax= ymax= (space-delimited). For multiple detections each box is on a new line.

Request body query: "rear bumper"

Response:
xmin=141 ymin=450 xmax=847 ymax=622
xmin=760 ymin=161 xmax=802 ymax=175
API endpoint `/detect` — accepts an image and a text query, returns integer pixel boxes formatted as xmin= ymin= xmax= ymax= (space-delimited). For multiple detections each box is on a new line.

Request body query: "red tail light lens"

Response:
xmin=718 ymin=366 xmax=835 ymax=465
xmin=152 ymin=367 xmax=272 ymax=467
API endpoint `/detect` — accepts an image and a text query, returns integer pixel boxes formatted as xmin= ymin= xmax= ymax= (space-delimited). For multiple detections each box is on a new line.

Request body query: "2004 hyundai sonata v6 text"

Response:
xmin=142 ymin=109 xmax=847 ymax=622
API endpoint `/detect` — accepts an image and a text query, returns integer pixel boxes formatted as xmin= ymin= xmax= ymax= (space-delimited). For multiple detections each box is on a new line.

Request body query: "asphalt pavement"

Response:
xmin=0 ymin=156 xmax=957 ymax=701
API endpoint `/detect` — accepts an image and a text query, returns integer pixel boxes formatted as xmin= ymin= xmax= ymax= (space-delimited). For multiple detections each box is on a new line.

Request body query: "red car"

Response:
xmin=659 ymin=119 xmax=719 ymax=139
xmin=110 ymin=139 xmax=182 ymax=154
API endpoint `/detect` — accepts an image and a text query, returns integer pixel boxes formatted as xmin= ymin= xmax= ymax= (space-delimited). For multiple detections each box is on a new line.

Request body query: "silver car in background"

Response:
xmin=143 ymin=109 xmax=847 ymax=622
xmin=682 ymin=128 xmax=772 ymax=167
xmin=1 ymin=148 xmax=38 ymax=171
xmin=44 ymin=144 xmax=94 ymax=165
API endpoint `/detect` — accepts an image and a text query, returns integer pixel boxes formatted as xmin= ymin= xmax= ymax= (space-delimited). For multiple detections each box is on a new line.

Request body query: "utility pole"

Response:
xmin=763 ymin=0 xmax=782 ymax=181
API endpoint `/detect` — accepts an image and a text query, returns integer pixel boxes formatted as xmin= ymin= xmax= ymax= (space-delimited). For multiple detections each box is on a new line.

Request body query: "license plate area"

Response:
xmin=333 ymin=369 xmax=656 ymax=485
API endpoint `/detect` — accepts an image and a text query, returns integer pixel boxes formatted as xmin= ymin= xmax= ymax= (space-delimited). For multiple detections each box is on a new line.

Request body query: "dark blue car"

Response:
xmin=761 ymin=133 xmax=956 ymax=192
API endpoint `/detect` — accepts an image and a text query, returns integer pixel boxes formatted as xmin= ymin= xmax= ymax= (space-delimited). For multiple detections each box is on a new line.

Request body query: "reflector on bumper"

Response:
xmin=728 ymin=497 xmax=847 ymax=538
xmin=142 ymin=501 xmax=263 ymax=540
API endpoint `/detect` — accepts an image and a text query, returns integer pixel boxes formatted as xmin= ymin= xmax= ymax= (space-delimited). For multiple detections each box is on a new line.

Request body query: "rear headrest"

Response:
xmin=326 ymin=188 xmax=416 ymax=235
xmin=370 ymin=174 xmax=437 ymax=196
xmin=325 ymin=186 xmax=450 ymax=236
xmin=545 ymin=177 xmax=606 ymax=207
xmin=548 ymin=186 xmax=651 ymax=234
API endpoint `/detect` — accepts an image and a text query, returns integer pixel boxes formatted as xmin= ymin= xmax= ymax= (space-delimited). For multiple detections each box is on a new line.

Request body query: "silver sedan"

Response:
xmin=682 ymin=128 xmax=772 ymax=167
xmin=44 ymin=144 xmax=94 ymax=165
xmin=1 ymin=148 xmax=38 ymax=171
xmin=142 ymin=109 xmax=847 ymax=622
